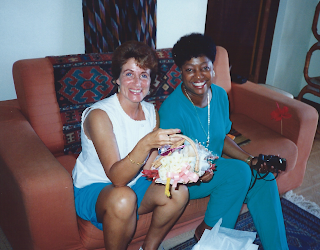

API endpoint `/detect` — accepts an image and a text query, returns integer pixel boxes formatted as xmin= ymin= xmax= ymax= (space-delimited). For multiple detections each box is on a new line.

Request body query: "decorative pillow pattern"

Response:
xmin=47 ymin=48 xmax=181 ymax=155
xmin=145 ymin=49 xmax=182 ymax=110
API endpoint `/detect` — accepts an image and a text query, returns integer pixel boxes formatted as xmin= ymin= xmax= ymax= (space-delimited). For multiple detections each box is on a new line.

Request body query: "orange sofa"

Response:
xmin=0 ymin=47 xmax=318 ymax=250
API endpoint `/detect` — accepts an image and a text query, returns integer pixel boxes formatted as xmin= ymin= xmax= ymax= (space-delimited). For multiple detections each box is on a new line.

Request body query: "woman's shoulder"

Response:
xmin=168 ymin=84 xmax=183 ymax=98
xmin=211 ymin=84 xmax=228 ymax=100
xmin=159 ymin=86 xmax=187 ymax=123
xmin=141 ymin=100 xmax=155 ymax=110
xmin=90 ymin=93 xmax=116 ymax=109
xmin=211 ymin=83 xmax=227 ymax=94
xmin=160 ymin=85 xmax=183 ymax=109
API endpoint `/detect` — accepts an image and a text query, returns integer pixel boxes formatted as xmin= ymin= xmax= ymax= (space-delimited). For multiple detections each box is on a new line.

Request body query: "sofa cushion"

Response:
xmin=230 ymin=113 xmax=298 ymax=176
xmin=47 ymin=48 xmax=181 ymax=155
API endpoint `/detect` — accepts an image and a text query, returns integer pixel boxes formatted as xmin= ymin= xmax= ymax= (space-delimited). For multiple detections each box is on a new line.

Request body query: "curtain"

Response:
xmin=83 ymin=0 xmax=157 ymax=53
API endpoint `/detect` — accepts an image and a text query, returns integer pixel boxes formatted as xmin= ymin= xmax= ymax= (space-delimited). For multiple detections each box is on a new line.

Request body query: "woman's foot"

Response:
xmin=194 ymin=220 xmax=212 ymax=241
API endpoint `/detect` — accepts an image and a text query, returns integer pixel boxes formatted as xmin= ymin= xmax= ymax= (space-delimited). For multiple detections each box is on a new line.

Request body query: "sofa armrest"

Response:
xmin=0 ymin=106 xmax=81 ymax=250
xmin=231 ymin=81 xmax=318 ymax=144
xmin=231 ymin=81 xmax=318 ymax=192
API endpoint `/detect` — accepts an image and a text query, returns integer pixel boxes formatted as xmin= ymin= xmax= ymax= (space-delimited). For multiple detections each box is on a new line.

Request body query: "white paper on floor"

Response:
xmin=191 ymin=218 xmax=258 ymax=250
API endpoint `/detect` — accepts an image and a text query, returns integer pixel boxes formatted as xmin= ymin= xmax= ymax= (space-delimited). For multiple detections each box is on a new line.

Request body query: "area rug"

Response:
xmin=169 ymin=195 xmax=320 ymax=250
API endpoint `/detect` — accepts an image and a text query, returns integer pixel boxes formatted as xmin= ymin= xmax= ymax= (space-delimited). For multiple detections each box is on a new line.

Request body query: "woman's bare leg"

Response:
xmin=138 ymin=183 xmax=189 ymax=250
xmin=96 ymin=185 xmax=137 ymax=250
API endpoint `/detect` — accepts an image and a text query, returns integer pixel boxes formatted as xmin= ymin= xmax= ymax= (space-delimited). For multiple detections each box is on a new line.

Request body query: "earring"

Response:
xmin=213 ymin=70 xmax=216 ymax=77
xmin=118 ymin=85 xmax=120 ymax=93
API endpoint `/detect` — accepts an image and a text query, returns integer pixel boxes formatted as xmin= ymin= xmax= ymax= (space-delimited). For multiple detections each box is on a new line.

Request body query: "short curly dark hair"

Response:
xmin=172 ymin=33 xmax=216 ymax=68
xmin=112 ymin=40 xmax=158 ymax=83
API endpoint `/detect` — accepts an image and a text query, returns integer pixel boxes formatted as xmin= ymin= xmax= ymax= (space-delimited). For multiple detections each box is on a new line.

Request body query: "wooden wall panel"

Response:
xmin=205 ymin=0 xmax=279 ymax=83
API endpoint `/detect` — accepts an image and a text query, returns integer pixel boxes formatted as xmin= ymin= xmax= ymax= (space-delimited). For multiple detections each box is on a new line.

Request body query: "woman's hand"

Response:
xmin=251 ymin=155 xmax=283 ymax=174
xmin=251 ymin=158 xmax=271 ymax=173
xmin=136 ymin=128 xmax=184 ymax=171
xmin=142 ymin=128 xmax=183 ymax=151
xmin=199 ymin=169 xmax=214 ymax=183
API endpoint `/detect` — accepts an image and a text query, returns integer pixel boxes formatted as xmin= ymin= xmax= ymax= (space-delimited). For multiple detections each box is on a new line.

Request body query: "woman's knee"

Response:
xmin=170 ymin=184 xmax=189 ymax=208
xmin=256 ymin=173 xmax=278 ymax=191
xmin=97 ymin=186 xmax=137 ymax=219
xmin=226 ymin=159 xmax=251 ymax=189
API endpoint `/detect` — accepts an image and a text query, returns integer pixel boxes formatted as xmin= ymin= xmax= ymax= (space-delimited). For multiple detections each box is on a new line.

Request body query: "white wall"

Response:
xmin=157 ymin=0 xmax=208 ymax=49
xmin=266 ymin=0 xmax=320 ymax=103
xmin=0 ymin=0 xmax=85 ymax=101
xmin=0 ymin=0 xmax=208 ymax=102
xmin=2 ymin=0 xmax=319 ymax=104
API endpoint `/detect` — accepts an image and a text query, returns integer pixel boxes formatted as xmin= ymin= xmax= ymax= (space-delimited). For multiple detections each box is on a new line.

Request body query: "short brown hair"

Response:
xmin=112 ymin=41 xmax=158 ymax=83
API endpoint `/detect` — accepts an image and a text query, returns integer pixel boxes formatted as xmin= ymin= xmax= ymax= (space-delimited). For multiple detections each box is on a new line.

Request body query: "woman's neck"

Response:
xmin=182 ymin=85 xmax=211 ymax=108
xmin=117 ymin=93 xmax=145 ymax=120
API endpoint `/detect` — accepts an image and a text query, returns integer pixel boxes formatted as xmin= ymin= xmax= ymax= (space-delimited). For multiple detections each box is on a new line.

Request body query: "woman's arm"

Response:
xmin=222 ymin=135 xmax=273 ymax=169
xmin=222 ymin=135 xmax=254 ymax=165
xmin=84 ymin=109 xmax=181 ymax=187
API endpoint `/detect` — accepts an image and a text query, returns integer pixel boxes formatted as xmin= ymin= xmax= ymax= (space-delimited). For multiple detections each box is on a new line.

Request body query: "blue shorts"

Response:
xmin=73 ymin=177 xmax=152 ymax=230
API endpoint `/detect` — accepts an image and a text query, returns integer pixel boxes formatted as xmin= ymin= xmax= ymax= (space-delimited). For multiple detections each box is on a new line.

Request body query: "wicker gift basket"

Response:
xmin=143 ymin=134 xmax=218 ymax=197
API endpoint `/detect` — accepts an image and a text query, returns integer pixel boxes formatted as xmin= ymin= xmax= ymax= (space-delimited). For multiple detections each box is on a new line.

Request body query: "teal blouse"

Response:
xmin=159 ymin=84 xmax=231 ymax=156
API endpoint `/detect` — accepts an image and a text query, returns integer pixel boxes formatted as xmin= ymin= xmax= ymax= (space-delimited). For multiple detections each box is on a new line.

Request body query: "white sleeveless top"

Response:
xmin=72 ymin=94 xmax=157 ymax=189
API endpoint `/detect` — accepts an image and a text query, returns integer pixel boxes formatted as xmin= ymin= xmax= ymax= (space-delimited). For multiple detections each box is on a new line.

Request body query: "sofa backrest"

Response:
xmin=214 ymin=47 xmax=232 ymax=95
xmin=13 ymin=57 xmax=65 ymax=156
xmin=12 ymin=46 xmax=231 ymax=156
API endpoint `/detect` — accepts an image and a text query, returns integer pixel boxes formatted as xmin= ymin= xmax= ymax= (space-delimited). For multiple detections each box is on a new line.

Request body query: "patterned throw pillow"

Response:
xmin=47 ymin=48 xmax=182 ymax=155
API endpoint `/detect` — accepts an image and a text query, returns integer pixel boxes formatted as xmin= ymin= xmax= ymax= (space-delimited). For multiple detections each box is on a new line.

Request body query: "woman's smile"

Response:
xmin=129 ymin=88 xmax=143 ymax=94
xmin=192 ymin=81 xmax=207 ymax=88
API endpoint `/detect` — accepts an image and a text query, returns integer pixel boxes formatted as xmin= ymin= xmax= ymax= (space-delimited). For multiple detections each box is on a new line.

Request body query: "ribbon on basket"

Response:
xmin=143 ymin=134 xmax=218 ymax=197
xmin=167 ymin=164 xmax=199 ymax=188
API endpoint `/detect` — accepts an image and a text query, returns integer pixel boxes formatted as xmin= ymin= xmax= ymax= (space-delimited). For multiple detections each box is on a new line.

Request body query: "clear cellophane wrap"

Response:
xmin=143 ymin=134 xmax=218 ymax=197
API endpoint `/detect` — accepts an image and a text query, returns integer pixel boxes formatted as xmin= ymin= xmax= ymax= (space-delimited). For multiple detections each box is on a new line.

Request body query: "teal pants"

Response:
xmin=188 ymin=157 xmax=288 ymax=250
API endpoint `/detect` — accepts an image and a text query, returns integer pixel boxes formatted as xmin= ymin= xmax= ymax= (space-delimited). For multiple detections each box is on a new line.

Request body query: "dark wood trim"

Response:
xmin=205 ymin=0 xmax=279 ymax=83
xmin=312 ymin=2 xmax=320 ymax=41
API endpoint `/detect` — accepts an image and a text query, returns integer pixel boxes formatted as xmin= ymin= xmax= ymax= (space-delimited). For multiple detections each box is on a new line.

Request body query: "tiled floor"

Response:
xmin=291 ymin=133 xmax=320 ymax=207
